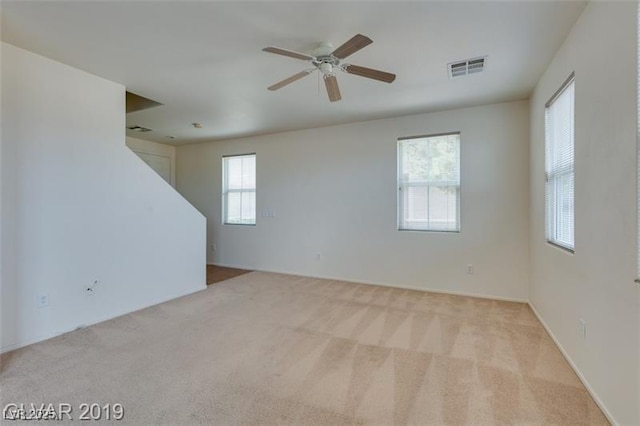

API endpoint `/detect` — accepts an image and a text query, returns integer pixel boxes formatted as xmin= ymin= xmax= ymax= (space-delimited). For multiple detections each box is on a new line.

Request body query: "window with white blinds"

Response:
xmin=545 ymin=74 xmax=575 ymax=251
xmin=222 ymin=154 xmax=256 ymax=225
xmin=637 ymin=2 xmax=640 ymax=284
xmin=398 ymin=133 xmax=460 ymax=232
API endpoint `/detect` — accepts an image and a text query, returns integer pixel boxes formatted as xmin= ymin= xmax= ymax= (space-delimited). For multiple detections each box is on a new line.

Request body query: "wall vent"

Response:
xmin=127 ymin=125 xmax=153 ymax=133
xmin=448 ymin=57 xmax=486 ymax=78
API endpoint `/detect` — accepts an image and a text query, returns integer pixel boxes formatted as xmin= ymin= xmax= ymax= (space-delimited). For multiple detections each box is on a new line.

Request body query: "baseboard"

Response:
xmin=209 ymin=262 xmax=527 ymax=303
xmin=211 ymin=262 xmax=616 ymax=422
xmin=0 ymin=284 xmax=207 ymax=355
xmin=528 ymin=302 xmax=617 ymax=426
xmin=9 ymin=264 xmax=616 ymax=423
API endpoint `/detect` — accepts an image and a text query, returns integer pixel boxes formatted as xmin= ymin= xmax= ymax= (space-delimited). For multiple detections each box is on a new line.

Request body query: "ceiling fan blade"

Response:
xmin=324 ymin=75 xmax=342 ymax=102
xmin=267 ymin=70 xmax=314 ymax=91
xmin=262 ymin=47 xmax=315 ymax=61
xmin=343 ymin=64 xmax=396 ymax=83
xmin=331 ymin=34 xmax=373 ymax=59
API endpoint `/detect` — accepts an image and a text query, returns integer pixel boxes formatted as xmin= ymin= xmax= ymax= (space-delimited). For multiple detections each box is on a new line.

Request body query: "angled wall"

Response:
xmin=0 ymin=43 xmax=206 ymax=352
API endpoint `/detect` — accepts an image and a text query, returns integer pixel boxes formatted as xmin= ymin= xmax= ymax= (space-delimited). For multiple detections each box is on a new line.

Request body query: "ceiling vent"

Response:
xmin=448 ymin=57 xmax=486 ymax=78
xmin=127 ymin=125 xmax=153 ymax=133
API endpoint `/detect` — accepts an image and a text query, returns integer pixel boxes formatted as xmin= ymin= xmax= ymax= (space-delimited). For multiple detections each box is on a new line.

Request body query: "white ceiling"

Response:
xmin=2 ymin=1 xmax=586 ymax=145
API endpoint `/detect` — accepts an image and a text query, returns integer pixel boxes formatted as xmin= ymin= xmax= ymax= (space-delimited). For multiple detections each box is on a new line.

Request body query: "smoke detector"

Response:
xmin=448 ymin=56 xmax=486 ymax=78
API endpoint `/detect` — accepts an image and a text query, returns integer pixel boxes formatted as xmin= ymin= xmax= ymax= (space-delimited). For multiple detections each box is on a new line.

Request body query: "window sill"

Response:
xmin=546 ymin=240 xmax=574 ymax=254
xmin=398 ymin=228 xmax=460 ymax=234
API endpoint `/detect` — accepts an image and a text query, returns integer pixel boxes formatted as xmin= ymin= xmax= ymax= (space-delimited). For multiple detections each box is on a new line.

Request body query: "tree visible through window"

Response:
xmin=398 ymin=133 xmax=460 ymax=232
xmin=222 ymin=154 xmax=256 ymax=225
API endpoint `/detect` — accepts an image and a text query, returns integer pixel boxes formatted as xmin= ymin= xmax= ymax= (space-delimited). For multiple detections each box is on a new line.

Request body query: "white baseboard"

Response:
xmin=0 ymin=284 xmax=206 ymax=355
xmin=6 ymin=263 xmax=616 ymax=424
xmin=208 ymin=262 xmax=527 ymax=303
xmin=528 ymin=302 xmax=617 ymax=426
xmin=213 ymin=262 xmax=616 ymax=422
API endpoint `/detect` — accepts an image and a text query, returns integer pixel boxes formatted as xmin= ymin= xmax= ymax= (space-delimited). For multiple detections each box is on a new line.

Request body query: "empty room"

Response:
xmin=1 ymin=1 xmax=638 ymax=425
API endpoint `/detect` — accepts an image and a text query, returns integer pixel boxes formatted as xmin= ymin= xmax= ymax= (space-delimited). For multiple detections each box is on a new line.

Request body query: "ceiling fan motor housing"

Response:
xmin=314 ymin=55 xmax=340 ymax=76
xmin=312 ymin=41 xmax=335 ymax=57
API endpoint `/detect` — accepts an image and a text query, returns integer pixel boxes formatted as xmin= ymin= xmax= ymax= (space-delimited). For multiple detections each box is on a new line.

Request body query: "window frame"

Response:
xmin=637 ymin=1 xmax=640 ymax=285
xmin=544 ymin=72 xmax=575 ymax=253
xmin=222 ymin=153 xmax=256 ymax=226
xmin=397 ymin=132 xmax=461 ymax=233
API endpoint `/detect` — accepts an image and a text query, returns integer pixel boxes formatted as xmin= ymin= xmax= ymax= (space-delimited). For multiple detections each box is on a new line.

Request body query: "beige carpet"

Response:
xmin=1 ymin=272 xmax=607 ymax=425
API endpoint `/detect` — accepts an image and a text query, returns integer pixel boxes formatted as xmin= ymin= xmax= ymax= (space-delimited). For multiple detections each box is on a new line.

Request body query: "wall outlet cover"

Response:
xmin=578 ymin=318 xmax=587 ymax=339
xmin=37 ymin=293 xmax=50 ymax=308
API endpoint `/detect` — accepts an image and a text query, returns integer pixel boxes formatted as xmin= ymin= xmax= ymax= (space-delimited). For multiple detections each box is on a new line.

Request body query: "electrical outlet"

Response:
xmin=37 ymin=293 xmax=49 ymax=308
xmin=86 ymin=279 xmax=99 ymax=295
xmin=466 ymin=264 xmax=474 ymax=274
xmin=578 ymin=318 xmax=587 ymax=339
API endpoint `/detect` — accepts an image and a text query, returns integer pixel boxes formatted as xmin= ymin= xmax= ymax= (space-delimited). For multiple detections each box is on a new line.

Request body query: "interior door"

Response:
xmin=134 ymin=151 xmax=172 ymax=185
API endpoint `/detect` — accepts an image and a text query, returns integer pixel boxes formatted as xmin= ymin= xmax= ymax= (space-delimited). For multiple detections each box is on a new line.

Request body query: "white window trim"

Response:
xmin=636 ymin=2 xmax=640 ymax=285
xmin=544 ymin=73 xmax=575 ymax=253
xmin=397 ymin=132 xmax=461 ymax=233
xmin=222 ymin=153 xmax=256 ymax=226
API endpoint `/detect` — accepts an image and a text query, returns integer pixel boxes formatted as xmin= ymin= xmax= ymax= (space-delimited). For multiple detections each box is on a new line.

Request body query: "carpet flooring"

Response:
xmin=1 ymin=272 xmax=607 ymax=425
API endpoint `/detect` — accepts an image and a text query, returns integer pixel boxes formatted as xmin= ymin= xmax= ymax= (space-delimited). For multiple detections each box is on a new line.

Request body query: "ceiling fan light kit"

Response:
xmin=263 ymin=33 xmax=396 ymax=102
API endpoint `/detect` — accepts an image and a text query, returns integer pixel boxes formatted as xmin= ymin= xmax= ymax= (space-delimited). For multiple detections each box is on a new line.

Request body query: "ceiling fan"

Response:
xmin=263 ymin=34 xmax=396 ymax=102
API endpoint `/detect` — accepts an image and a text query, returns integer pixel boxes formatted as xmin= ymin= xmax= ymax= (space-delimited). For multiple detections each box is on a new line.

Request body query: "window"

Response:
xmin=398 ymin=133 xmax=460 ymax=232
xmin=637 ymin=2 xmax=640 ymax=284
xmin=222 ymin=154 xmax=256 ymax=225
xmin=545 ymin=74 xmax=575 ymax=251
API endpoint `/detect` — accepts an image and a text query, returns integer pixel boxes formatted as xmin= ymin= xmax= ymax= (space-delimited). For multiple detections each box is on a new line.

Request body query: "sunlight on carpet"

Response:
xmin=0 ymin=272 xmax=608 ymax=424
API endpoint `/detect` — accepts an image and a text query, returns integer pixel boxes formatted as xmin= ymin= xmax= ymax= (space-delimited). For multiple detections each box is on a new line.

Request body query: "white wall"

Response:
xmin=177 ymin=101 xmax=530 ymax=301
xmin=529 ymin=3 xmax=639 ymax=424
xmin=0 ymin=43 xmax=207 ymax=353
xmin=126 ymin=136 xmax=176 ymax=187
xmin=0 ymin=10 xmax=3 ymax=347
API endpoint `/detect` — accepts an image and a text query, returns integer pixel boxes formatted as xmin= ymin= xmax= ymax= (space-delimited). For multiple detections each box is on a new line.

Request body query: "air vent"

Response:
xmin=448 ymin=57 xmax=486 ymax=78
xmin=127 ymin=125 xmax=153 ymax=133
